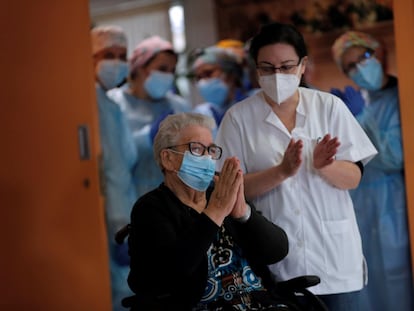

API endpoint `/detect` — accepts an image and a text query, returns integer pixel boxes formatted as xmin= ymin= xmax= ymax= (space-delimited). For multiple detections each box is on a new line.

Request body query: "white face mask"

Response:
xmin=258 ymin=66 xmax=301 ymax=104
xmin=96 ymin=59 xmax=128 ymax=90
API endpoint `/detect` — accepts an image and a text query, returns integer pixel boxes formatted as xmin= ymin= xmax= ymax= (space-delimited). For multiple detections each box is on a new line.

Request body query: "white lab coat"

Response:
xmin=215 ymin=88 xmax=377 ymax=295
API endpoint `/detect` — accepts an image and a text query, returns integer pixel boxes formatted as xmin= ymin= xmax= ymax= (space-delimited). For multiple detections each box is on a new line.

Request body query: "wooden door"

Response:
xmin=0 ymin=1 xmax=111 ymax=310
xmin=394 ymin=0 xmax=414 ymax=273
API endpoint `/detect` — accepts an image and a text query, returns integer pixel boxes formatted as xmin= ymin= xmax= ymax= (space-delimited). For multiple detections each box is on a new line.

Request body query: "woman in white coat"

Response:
xmin=215 ymin=22 xmax=377 ymax=311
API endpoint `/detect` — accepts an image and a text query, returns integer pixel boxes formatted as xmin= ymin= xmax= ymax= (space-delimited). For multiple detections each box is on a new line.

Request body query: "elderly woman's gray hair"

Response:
xmin=153 ymin=112 xmax=216 ymax=169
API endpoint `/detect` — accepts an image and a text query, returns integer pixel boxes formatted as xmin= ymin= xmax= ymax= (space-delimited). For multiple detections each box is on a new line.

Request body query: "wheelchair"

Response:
xmin=115 ymin=224 xmax=328 ymax=311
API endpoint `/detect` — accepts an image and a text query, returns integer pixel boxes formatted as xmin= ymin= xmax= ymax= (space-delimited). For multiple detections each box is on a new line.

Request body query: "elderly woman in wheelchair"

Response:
xmin=116 ymin=112 xmax=327 ymax=310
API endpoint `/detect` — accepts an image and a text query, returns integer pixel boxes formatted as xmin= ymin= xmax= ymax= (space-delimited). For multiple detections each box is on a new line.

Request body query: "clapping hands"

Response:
xmin=280 ymin=139 xmax=303 ymax=178
xmin=313 ymin=134 xmax=340 ymax=169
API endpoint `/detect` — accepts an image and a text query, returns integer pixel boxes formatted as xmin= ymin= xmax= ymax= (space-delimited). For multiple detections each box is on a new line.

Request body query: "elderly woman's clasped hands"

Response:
xmin=204 ymin=157 xmax=248 ymax=226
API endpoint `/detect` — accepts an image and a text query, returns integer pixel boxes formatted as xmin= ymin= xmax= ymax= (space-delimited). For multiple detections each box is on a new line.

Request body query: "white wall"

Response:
xmin=91 ymin=2 xmax=172 ymax=55
xmin=90 ymin=0 xmax=218 ymax=55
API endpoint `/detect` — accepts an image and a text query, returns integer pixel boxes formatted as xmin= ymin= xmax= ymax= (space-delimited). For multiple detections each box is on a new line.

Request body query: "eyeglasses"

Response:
xmin=343 ymin=49 xmax=374 ymax=75
xmin=167 ymin=141 xmax=223 ymax=160
xmin=257 ymin=59 xmax=301 ymax=75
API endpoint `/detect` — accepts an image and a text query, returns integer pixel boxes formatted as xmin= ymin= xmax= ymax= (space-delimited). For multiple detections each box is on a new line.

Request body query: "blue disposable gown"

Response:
xmin=192 ymin=102 xmax=225 ymax=139
xmin=108 ymin=86 xmax=190 ymax=199
xmin=351 ymin=76 xmax=413 ymax=310
xmin=96 ymin=85 xmax=138 ymax=311
xmin=192 ymin=88 xmax=253 ymax=139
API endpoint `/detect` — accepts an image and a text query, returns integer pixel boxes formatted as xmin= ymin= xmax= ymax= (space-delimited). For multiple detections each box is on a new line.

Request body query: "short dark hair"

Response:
xmin=249 ymin=22 xmax=308 ymax=64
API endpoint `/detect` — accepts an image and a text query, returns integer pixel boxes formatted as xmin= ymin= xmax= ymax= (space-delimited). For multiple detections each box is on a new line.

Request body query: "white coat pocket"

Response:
xmin=322 ymin=219 xmax=361 ymax=276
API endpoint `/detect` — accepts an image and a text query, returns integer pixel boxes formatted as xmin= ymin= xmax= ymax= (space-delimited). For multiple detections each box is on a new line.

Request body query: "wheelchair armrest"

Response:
xmin=121 ymin=295 xmax=136 ymax=308
xmin=275 ymin=275 xmax=320 ymax=292
xmin=115 ymin=224 xmax=130 ymax=245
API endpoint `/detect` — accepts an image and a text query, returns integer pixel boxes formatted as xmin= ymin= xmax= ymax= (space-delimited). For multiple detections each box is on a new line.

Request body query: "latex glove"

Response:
xmin=330 ymin=85 xmax=365 ymax=116
xmin=149 ymin=109 xmax=174 ymax=144
xmin=114 ymin=242 xmax=130 ymax=266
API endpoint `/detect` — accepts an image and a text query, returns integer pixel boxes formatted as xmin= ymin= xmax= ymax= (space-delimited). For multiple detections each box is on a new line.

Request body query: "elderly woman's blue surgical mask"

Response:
xmin=96 ymin=59 xmax=128 ymax=90
xmin=197 ymin=78 xmax=229 ymax=108
xmin=349 ymin=57 xmax=383 ymax=91
xmin=176 ymin=151 xmax=216 ymax=191
xmin=144 ymin=70 xmax=175 ymax=99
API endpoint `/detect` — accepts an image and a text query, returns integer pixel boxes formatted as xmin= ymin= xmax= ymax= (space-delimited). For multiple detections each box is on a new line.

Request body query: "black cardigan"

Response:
xmin=127 ymin=183 xmax=288 ymax=310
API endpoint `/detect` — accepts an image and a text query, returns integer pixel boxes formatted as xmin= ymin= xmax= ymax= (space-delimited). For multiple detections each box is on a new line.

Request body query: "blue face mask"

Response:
xmin=96 ymin=60 xmax=128 ymax=90
xmin=144 ymin=70 xmax=174 ymax=100
xmin=349 ymin=57 xmax=383 ymax=91
xmin=177 ymin=151 xmax=216 ymax=191
xmin=197 ymin=78 xmax=229 ymax=108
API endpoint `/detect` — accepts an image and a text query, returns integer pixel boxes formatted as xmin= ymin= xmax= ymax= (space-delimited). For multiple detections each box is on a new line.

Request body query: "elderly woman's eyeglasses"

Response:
xmin=343 ymin=49 xmax=374 ymax=75
xmin=168 ymin=142 xmax=223 ymax=160
xmin=257 ymin=60 xmax=301 ymax=76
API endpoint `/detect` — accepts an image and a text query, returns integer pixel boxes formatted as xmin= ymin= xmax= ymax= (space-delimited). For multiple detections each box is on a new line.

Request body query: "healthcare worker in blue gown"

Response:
xmin=189 ymin=46 xmax=247 ymax=138
xmin=108 ymin=35 xmax=190 ymax=199
xmin=331 ymin=30 xmax=414 ymax=311
xmin=91 ymin=26 xmax=138 ymax=311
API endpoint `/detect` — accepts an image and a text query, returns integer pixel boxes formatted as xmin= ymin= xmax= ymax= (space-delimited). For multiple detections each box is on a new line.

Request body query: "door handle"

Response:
xmin=77 ymin=124 xmax=91 ymax=160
